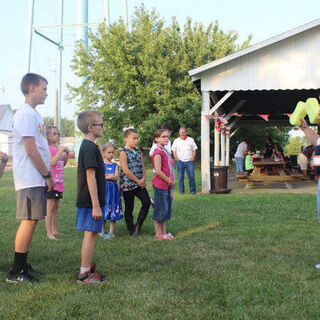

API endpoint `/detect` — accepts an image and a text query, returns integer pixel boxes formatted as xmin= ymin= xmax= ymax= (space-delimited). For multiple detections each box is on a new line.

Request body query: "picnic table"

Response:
xmin=237 ymin=159 xmax=303 ymax=189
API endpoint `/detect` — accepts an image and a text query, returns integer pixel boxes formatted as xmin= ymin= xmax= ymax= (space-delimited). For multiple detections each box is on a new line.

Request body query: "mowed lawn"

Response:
xmin=1 ymin=168 xmax=320 ymax=319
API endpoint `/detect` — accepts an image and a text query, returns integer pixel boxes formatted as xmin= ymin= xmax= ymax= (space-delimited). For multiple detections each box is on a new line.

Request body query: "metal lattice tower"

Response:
xmin=26 ymin=0 xmax=128 ymax=130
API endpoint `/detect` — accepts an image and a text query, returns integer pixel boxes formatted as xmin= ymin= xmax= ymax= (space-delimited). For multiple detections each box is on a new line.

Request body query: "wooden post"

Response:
xmin=201 ymin=91 xmax=211 ymax=193
xmin=221 ymin=131 xmax=226 ymax=165
xmin=214 ymin=115 xmax=220 ymax=166
xmin=54 ymin=88 xmax=58 ymax=127
xmin=226 ymin=131 xmax=230 ymax=166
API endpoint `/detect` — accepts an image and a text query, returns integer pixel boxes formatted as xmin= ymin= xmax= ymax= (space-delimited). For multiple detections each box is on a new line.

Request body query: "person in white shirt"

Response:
xmin=172 ymin=127 xmax=197 ymax=194
xmin=234 ymin=140 xmax=249 ymax=175
xmin=6 ymin=73 xmax=54 ymax=284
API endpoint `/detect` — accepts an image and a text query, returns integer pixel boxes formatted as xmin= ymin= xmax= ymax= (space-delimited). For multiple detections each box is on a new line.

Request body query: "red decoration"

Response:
xmin=204 ymin=115 xmax=216 ymax=119
xmin=203 ymin=114 xmax=228 ymax=133
xmin=257 ymin=114 xmax=270 ymax=121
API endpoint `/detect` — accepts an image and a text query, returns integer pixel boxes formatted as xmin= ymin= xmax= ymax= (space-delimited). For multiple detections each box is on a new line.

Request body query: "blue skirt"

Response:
xmin=76 ymin=206 xmax=105 ymax=233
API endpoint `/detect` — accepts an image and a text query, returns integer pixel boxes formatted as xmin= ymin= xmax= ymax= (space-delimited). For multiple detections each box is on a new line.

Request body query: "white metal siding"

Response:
xmin=0 ymin=109 xmax=13 ymax=132
xmin=0 ymin=133 xmax=13 ymax=156
xmin=199 ymin=27 xmax=320 ymax=91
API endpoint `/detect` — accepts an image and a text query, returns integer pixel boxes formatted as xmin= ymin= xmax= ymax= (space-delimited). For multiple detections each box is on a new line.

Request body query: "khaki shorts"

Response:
xmin=16 ymin=187 xmax=47 ymax=220
xmin=299 ymin=153 xmax=309 ymax=170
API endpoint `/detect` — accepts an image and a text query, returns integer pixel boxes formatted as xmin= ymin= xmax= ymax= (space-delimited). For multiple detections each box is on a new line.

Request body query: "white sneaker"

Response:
xmin=314 ymin=263 xmax=320 ymax=269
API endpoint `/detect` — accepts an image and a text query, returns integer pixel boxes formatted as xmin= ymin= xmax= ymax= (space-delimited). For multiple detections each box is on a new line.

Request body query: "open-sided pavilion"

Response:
xmin=188 ymin=19 xmax=320 ymax=193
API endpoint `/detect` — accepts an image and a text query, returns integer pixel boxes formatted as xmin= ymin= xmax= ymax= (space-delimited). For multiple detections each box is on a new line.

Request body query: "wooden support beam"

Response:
xmin=227 ymin=117 xmax=241 ymax=130
xmin=224 ymin=100 xmax=246 ymax=122
xmin=209 ymin=91 xmax=234 ymax=115
xmin=230 ymin=127 xmax=240 ymax=138
xmin=214 ymin=116 xmax=220 ymax=166
xmin=226 ymin=132 xmax=230 ymax=166
xmin=201 ymin=91 xmax=211 ymax=193
xmin=220 ymin=132 xmax=226 ymax=165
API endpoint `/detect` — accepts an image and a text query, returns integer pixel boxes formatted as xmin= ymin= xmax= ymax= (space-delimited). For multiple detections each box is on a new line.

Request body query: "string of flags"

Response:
xmin=204 ymin=113 xmax=292 ymax=122
xmin=204 ymin=113 xmax=293 ymax=134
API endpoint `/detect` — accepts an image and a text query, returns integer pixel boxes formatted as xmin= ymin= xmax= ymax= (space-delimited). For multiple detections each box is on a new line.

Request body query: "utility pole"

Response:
xmin=74 ymin=0 xmax=89 ymax=158
xmin=25 ymin=0 xmax=129 ymax=156
xmin=26 ymin=0 xmax=35 ymax=72
xmin=55 ymin=0 xmax=64 ymax=130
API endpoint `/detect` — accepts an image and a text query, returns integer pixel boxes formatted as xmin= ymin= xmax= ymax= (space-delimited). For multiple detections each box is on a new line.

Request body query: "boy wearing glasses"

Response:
xmin=75 ymin=110 xmax=106 ymax=285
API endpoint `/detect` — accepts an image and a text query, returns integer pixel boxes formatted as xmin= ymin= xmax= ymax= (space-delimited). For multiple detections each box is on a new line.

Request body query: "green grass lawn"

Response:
xmin=1 ymin=168 xmax=320 ymax=319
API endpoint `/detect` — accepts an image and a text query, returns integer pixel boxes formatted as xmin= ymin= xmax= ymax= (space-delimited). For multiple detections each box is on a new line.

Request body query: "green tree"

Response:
xmin=284 ymin=132 xmax=315 ymax=156
xmin=283 ymin=136 xmax=304 ymax=156
xmin=67 ymin=5 xmax=252 ymax=147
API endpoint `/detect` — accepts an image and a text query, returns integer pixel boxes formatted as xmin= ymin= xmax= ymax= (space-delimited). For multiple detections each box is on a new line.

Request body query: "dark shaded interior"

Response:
xmin=194 ymin=79 xmax=320 ymax=126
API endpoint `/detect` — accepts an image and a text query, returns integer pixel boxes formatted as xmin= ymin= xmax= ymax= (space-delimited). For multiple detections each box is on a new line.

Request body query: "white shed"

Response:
xmin=188 ymin=19 xmax=320 ymax=192
xmin=0 ymin=104 xmax=14 ymax=156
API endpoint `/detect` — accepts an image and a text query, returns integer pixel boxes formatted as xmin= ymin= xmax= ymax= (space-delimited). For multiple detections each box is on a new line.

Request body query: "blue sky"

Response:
xmin=0 ymin=0 xmax=319 ymax=120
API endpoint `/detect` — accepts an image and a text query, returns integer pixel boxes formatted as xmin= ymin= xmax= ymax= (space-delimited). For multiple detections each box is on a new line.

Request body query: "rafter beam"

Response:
xmin=227 ymin=117 xmax=241 ymax=130
xmin=224 ymin=100 xmax=246 ymax=122
xmin=230 ymin=128 xmax=240 ymax=138
xmin=209 ymin=91 xmax=234 ymax=115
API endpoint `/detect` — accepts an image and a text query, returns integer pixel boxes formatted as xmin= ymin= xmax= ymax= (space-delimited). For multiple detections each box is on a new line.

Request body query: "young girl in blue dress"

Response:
xmin=101 ymin=142 xmax=123 ymax=240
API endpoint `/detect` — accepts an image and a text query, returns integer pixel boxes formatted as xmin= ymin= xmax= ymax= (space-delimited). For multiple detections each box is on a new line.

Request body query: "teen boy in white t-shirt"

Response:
xmin=6 ymin=73 xmax=54 ymax=283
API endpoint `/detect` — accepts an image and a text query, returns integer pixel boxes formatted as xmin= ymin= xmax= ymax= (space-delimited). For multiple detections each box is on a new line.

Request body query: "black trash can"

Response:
xmin=210 ymin=166 xmax=232 ymax=194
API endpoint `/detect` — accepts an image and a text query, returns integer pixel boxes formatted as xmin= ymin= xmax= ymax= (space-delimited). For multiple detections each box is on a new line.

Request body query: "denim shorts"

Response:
xmin=152 ymin=186 xmax=172 ymax=222
xmin=76 ymin=206 xmax=105 ymax=233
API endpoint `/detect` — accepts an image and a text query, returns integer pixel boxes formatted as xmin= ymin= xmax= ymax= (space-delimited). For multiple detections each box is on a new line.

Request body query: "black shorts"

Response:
xmin=47 ymin=190 xmax=63 ymax=199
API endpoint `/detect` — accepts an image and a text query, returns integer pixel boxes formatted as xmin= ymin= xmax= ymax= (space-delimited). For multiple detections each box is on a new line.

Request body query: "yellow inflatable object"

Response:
xmin=289 ymin=101 xmax=307 ymax=126
xmin=306 ymin=98 xmax=320 ymax=124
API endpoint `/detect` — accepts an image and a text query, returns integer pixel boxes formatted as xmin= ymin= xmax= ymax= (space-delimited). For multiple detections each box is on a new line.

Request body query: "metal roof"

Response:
xmin=188 ymin=19 xmax=320 ymax=127
xmin=189 ymin=18 xmax=320 ymax=77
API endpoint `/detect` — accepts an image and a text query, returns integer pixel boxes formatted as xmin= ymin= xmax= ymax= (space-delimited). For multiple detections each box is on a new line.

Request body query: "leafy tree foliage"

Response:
xmin=68 ymin=5 xmax=251 ymax=147
xmin=283 ymin=136 xmax=305 ymax=156
xmin=43 ymin=117 xmax=75 ymax=137
xmin=283 ymin=128 xmax=317 ymax=156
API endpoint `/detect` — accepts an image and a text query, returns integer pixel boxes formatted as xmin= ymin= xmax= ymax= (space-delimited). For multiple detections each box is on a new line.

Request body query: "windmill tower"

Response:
xmin=25 ymin=0 xmax=129 ymax=131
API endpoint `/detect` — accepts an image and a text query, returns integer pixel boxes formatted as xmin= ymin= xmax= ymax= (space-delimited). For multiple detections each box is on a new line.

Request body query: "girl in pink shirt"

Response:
xmin=152 ymin=129 xmax=175 ymax=240
xmin=45 ymin=126 xmax=69 ymax=240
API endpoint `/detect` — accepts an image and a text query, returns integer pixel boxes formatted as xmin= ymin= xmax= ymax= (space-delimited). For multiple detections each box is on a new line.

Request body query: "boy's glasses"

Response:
xmin=51 ymin=132 xmax=60 ymax=136
xmin=91 ymin=123 xmax=104 ymax=128
xmin=160 ymin=135 xmax=169 ymax=138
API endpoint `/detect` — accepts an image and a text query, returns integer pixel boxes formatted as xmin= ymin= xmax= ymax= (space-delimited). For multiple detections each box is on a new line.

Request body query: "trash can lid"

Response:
xmin=210 ymin=166 xmax=229 ymax=170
